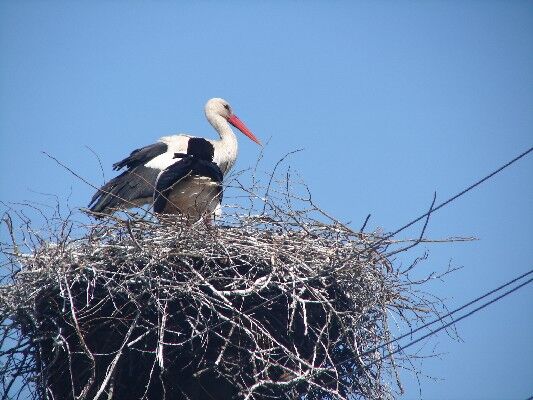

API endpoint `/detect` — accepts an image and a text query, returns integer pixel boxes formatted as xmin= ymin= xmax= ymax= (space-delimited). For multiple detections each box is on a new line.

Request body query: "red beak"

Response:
xmin=228 ymin=114 xmax=261 ymax=145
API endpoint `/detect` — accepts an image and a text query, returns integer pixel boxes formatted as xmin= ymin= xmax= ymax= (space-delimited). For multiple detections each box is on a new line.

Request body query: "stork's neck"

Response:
xmin=207 ymin=113 xmax=238 ymax=173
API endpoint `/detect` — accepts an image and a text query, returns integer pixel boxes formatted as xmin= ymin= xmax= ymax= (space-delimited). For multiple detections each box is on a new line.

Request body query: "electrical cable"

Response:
xmin=337 ymin=272 xmax=533 ymax=373
xmin=312 ymin=273 xmax=533 ymax=391
xmin=357 ymin=268 xmax=533 ymax=361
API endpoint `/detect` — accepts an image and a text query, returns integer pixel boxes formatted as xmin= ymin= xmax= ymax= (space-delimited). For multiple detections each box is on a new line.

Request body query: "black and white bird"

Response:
xmin=153 ymin=137 xmax=223 ymax=221
xmin=88 ymin=98 xmax=260 ymax=214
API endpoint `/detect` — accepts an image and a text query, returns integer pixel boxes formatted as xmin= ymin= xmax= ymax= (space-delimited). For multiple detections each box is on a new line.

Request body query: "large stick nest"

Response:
xmin=1 ymin=176 xmax=451 ymax=400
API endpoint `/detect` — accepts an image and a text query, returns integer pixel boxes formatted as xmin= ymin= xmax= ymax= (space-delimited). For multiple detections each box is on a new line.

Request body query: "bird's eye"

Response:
xmin=223 ymin=104 xmax=229 ymax=110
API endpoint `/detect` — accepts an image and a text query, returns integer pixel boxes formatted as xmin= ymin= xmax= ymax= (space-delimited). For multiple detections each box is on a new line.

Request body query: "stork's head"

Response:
xmin=205 ymin=98 xmax=261 ymax=145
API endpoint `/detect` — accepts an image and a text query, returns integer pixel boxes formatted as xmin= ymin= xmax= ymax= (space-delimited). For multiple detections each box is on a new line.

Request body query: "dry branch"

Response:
xmin=0 ymin=172 xmax=461 ymax=400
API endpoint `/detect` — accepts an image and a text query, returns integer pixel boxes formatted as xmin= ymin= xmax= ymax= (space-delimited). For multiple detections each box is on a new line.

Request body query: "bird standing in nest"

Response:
xmin=88 ymin=98 xmax=260 ymax=215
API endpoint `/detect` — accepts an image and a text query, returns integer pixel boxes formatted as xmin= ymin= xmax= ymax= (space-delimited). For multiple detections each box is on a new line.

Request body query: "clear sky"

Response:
xmin=1 ymin=1 xmax=532 ymax=399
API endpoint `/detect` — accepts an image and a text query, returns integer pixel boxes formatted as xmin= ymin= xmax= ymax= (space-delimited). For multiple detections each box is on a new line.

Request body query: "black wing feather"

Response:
xmin=89 ymin=166 xmax=160 ymax=213
xmin=186 ymin=137 xmax=215 ymax=161
xmin=112 ymin=142 xmax=168 ymax=171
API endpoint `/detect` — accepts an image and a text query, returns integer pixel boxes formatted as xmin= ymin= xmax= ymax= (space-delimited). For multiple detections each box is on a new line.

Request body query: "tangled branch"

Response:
xmin=0 ymin=167 xmax=465 ymax=400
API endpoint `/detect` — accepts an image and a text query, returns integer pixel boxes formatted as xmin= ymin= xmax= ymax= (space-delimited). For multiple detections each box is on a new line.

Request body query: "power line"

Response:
xmin=357 ymin=268 xmax=533 ymax=360
xmin=337 ymin=269 xmax=533 ymax=373
xmin=182 ymin=145 xmax=533 ymax=344
xmin=391 ymin=276 xmax=532 ymax=359
xmin=370 ymin=145 xmax=533 ymax=251
xmin=314 ymin=272 xmax=533 ymax=390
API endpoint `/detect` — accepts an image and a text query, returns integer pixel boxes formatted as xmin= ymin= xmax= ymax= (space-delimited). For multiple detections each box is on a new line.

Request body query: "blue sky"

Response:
xmin=1 ymin=1 xmax=532 ymax=399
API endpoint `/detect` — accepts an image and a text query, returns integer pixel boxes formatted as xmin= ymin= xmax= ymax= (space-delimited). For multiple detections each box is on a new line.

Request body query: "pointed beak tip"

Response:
xmin=228 ymin=114 xmax=261 ymax=146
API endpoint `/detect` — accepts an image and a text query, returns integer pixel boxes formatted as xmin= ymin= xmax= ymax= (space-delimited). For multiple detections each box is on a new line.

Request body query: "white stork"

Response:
xmin=88 ymin=98 xmax=260 ymax=214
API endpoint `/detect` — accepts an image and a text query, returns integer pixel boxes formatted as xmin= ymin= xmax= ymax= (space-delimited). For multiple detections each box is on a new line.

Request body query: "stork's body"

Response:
xmin=153 ymin=138 xmax=223 ymax=220
xmin=89 ymin=98 xmax=260 ymax=214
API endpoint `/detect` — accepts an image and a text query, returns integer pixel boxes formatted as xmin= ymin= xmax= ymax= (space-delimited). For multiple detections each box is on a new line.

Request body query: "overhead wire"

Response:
xmin=359 ymin=269 xmax=533 ymax=360
xmin=336 ymin=269 xmax=533 ymax=373
xmin=313 ymin=270 xmax=533 ymax=391
xmin=367 ymin=145 xmax=533 ymax=253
